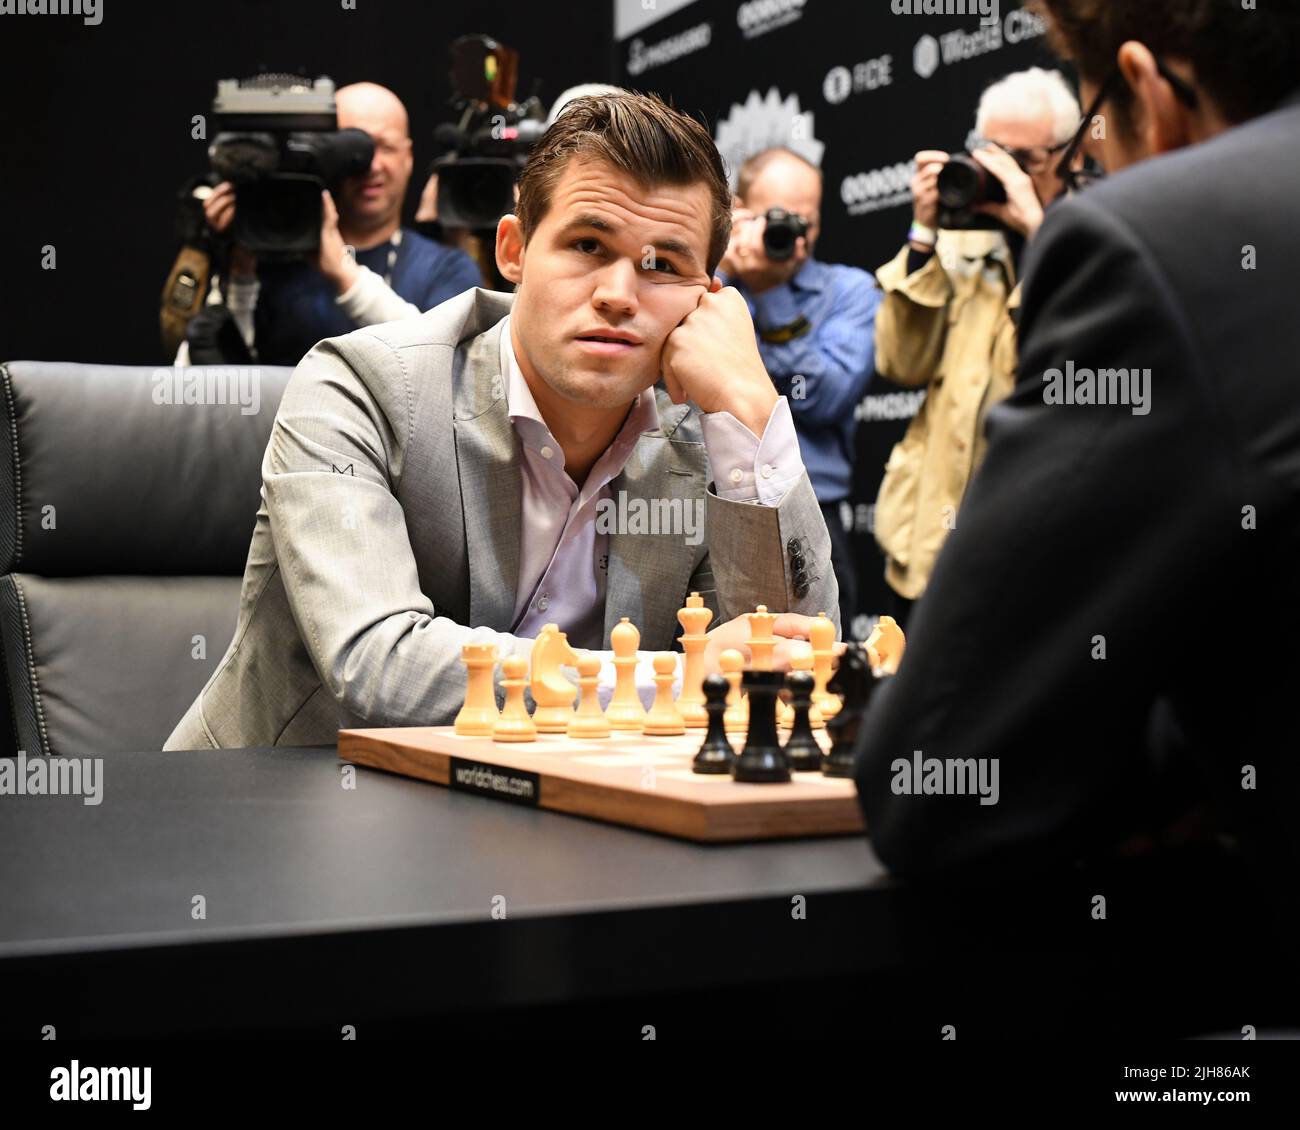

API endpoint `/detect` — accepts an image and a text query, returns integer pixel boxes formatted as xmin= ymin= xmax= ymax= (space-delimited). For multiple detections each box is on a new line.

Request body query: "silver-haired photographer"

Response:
xmin=871 ymin=66 xmax=1080 ymax=627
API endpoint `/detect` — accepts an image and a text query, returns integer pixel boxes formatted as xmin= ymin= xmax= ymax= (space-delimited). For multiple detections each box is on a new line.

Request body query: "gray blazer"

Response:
xmin=165 ymin=287 xmax=840 ymax=750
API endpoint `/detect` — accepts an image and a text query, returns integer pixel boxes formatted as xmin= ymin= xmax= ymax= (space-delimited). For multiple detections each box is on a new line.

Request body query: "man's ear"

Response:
xmin=1118 ymin=40 xmax=1190 ymax=157
xmin=496 ymin=214 xmax=525 ymax=286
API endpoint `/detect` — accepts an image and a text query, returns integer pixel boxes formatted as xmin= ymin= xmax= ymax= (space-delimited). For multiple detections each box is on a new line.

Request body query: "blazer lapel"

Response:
xmin=453 ymin=316 xmax=522 ymax=630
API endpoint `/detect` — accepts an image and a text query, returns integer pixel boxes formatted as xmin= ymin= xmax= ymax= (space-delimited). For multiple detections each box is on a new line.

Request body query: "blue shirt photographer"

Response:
xmin=720 ymin=258 xmax=881 ymax=504
xmin=252 ymin=227 xmax=482 ymax=366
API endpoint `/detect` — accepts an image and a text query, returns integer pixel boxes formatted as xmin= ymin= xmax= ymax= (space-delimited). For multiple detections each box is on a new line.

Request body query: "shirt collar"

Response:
xmin=789 ymin=256 xmax=827 ymax=293
xmin=498 ymin=315 xmax=660 ymax=481
xmin=717 ymin=256 xmax=826 ymax=295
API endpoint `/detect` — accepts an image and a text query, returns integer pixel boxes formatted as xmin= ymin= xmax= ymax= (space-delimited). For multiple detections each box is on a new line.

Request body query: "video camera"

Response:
xmin=207 ymin=74 xmax=374 ymax=258
xmin=431 ymin=34 xmax=548 ymax=231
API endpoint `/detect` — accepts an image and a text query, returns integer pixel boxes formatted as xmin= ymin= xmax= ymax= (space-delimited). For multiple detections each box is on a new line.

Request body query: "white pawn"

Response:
xmin=782 ymin=642 xmax=824 ymax=729
xmin=720 ymin=648 xmax=748 ymax=734
xmin=642 ymin=653 xmax=685 ymax=736
xmin=567 ymin=654 xmax=611 ymax=739
xmin=493 ymin=655 xmax=536 ymax=742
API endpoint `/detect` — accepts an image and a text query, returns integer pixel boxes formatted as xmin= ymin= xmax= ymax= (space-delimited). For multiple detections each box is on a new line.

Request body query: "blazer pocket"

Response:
xmin=874 ymin=439 xmax=923 ymax=568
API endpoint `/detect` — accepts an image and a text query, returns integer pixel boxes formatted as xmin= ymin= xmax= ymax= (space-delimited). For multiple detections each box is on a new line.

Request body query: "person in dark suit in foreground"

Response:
xmin=853 ymin=0 xmax=1300 ymax=885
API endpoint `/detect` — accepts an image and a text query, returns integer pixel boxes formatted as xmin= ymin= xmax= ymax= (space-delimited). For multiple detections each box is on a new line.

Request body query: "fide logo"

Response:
xmin=824 ymin=66 xmax=852 ymax=106
xmin=914 ymin=34 xmax=941 ymax=79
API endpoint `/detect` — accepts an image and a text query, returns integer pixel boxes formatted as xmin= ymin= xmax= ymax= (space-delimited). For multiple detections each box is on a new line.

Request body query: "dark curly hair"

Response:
xmin=1030 ymin=0 xmax=1300 ymax=128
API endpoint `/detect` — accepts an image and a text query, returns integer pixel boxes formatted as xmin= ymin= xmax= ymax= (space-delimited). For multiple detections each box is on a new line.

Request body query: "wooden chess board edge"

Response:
xmin=338 ymin=728 xmax=866 ymax=843
xmin=338 ymin=731 xmax=451 ymax=786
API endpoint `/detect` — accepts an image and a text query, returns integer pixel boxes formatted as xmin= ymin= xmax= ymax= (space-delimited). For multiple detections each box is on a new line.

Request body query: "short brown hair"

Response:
xmin=514 ymin=90 xmax=733 ymax=276
xmin=1031 ymin=0 xmax=1300 ymax=128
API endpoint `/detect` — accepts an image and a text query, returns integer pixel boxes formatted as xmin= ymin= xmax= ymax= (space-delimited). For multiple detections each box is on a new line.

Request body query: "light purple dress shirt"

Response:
xmin=487 ymin=315 xmax=804 ymax=706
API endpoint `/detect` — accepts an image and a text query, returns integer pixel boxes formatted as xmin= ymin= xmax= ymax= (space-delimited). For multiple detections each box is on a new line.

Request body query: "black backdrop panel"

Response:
xmin=614 ymin=0 xmax=1058 ymax=633
xmin=0 ymin=0 xmax=616 ymax=366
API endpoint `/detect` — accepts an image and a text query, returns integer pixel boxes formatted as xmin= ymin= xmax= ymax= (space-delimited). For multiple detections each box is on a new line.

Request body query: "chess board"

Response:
xmin=337 ymin=725 xmax=865 ymax=843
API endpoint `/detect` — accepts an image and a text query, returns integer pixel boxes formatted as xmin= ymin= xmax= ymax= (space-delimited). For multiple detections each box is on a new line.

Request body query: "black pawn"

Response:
xmin=693 ymin=674 xmax=735 ymax=774
xmin=733 ymin=670 xmax=791 ymax=783
xmin=782 ymin=670 xmax=821 ymax=772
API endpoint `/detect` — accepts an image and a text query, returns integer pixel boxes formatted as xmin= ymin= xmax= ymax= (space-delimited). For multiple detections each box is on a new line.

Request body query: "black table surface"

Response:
xmin=4 ymin=747 xmax=1283 ymax=1039
xmin=0 ymin=746 xmax=899 ymax=1035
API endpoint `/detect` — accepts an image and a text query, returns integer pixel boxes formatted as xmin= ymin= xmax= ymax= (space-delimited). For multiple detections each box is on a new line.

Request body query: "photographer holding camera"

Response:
xmin=182 ymin=81 xmax=482 ymax=367
xmin=716 ymin=147 xmax=881 ymax=631
xmin=872 ymin=68 xmax=1080 ymax=624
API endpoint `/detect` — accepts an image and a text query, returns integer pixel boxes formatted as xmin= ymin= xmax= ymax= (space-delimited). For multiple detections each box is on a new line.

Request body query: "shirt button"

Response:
xmin=761 ymin=463 xmax=774 ymax=479
xmin=729 ymin=468 xmax=744 ymax=485
xmin=540 ymin=445 xmax=554 ymax=460
xmin=537 ymin=594 xmax=550 ymax=611
xmin=787 ymin=538 xmax=802 ymax=554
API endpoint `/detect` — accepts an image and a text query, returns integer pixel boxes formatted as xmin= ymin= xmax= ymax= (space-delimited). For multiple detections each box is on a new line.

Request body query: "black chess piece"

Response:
xmin=782 ymin=670 xmax=821 ymax=772
xmin=693 ymin=674 xmax=735 ymax=774
xmin=823 ymin=643 xmax=883 ymax=777
xmin=733 ymin=670 xmax=791 ymax=783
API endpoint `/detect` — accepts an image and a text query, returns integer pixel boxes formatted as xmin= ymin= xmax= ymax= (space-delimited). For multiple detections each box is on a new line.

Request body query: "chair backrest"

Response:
xmin=0 ymin=360 xmax=293 ymax=755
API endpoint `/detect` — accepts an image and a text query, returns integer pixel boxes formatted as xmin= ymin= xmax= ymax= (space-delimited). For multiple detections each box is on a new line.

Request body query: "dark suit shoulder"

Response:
xmin=1027 ymin=100 xmax=1300 ymax=500
xmin=1050 ymin=98 xmax=1300 ymax=305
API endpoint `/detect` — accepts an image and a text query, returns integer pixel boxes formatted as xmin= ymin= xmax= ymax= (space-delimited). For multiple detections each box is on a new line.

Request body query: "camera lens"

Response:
xmin=763 ymin=208 xmax=804 ymax=262
xmin=937 ymin=156 xmax=985 ymax=210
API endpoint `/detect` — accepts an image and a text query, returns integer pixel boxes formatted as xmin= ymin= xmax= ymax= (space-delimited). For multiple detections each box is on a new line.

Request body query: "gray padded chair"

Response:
xmin=0 ymin=360 xmax=293 ymax=756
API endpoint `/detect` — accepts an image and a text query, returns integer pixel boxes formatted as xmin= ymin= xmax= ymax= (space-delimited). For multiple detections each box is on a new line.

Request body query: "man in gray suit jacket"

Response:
xmin=166 ymin=92 xmax=840 ymax=751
